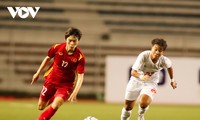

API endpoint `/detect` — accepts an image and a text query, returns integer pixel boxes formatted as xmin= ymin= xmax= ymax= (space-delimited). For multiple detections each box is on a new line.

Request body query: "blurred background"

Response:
xmin=0 ymin=0 xmax=200 ymax=103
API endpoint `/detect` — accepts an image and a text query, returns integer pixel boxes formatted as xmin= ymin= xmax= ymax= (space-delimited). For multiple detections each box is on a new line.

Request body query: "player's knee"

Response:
xmin=139 ymin=95 xmax=152 ymax=108
xmin=38 ymin=104 xmax=45 ymax=110
xmin=139 ymin=99 xmax=150 ymax=108
xmin=37 ymin=99 xmax=47 ymax=110
xmin=51 ymin=97 xmax=64 ymax=109
xmin=125 ymin=105 xmax=133 ymax=111
xmin=139 ymin=102 xmax=149 ymax=108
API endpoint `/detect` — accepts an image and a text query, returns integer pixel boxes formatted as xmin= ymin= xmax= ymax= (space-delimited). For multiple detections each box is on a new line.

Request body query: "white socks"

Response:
xmin=121 ymin=108 xmax=132 ymax=120
xmin=121 ymin=105 xmax=149 ymax=120
xmin=138 ymin=105 xmax=149 ymax=115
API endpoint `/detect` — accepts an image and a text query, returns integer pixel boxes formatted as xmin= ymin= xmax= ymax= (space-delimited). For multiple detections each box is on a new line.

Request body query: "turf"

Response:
xmin=0 ymin=99 xmax=200 ymax=120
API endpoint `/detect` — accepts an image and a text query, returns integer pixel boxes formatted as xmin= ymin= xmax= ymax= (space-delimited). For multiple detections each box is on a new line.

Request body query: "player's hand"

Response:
xmin=31 ymin=73 xmax=39 ymax=85
xmin=140 ymin=74 xmax=151 ymax=81
xmin=170 ymin=81 xmax=177 ymax=89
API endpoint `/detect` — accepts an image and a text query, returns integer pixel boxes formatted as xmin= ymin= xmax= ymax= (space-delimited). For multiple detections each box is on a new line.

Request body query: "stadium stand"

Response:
xmin=0 ymin=0 xmax=200 ymax=99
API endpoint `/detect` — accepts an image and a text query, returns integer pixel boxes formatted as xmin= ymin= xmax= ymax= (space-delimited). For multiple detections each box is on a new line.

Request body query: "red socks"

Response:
xmin=38 ymin=106 xmax=57 ymax=120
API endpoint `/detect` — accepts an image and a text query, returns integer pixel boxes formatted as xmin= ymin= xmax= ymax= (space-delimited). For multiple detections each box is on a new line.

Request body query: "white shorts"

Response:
xmin=125 ymin=79 xmax=158 ymax=101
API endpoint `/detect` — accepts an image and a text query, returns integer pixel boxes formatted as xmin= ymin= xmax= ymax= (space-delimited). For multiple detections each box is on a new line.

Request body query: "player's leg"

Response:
xmin=51 ymin=96 xmax=65 ymax=109
xmin=138 ymin=94 xmax=151 ymax=120
xmin=121 ymin=100 xmax=136 ymax=120
xmin=38 ymin=99 xmax=49 ymax=110
xmin=121 ymin=80 xmax=141 ymax=120
xmin=138 ymin=85 xmax=157 ymax=120
xmin=38 ymin=84 xmax=55 ymax=110
xmin=38 ymin=87 xmax=72 ymax=120
xmin=38 ymin=97 xmax=65 ymax=120
xmin=37 ymin=82 xmax=56 ymax=120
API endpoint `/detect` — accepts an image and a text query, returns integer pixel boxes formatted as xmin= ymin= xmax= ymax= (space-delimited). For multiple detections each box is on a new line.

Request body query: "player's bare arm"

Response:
xmin=31 ymin=56 xmax=51 ymax=85
xmin=167 ymin=67 xmax=177 ymax=89
xmin=68 ymin=73 xmax=84 ymax=102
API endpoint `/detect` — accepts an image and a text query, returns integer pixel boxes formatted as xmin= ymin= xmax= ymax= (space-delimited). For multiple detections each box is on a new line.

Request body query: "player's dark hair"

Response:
xmin=65 ymin=27 xmax=82 ymax=40
xmin=151 ymin=38 xmax=167 ymax=51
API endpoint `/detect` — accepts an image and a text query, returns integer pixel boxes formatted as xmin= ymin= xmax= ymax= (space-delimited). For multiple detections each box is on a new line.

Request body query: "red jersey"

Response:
xmin=44 ymin=42 xmax=86 ymax=86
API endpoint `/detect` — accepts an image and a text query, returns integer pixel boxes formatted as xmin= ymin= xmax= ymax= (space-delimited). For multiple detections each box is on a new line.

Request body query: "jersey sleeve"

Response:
xmin=163 ymin=57 xmax=172 ymax=68
xmin=47 ymin=44 xmax=59 ymax=58
xmin=77 ymin=53 xmax=86 ymax=74
xmin=132 ymin=51 xmax=146 ymax=71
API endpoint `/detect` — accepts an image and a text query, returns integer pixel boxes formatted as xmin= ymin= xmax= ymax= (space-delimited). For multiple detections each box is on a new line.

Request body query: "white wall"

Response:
xmin=105 ymin=56 xmax=200 ymax=105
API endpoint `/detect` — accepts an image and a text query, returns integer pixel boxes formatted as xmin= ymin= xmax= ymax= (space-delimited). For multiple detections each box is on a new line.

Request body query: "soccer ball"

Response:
xmin=84 ymin=116 xmax=98 ymax=120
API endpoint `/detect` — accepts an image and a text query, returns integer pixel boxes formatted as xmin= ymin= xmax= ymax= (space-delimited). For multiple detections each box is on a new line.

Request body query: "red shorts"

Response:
xmin=39 ymin=81 xmax=74 ymax=102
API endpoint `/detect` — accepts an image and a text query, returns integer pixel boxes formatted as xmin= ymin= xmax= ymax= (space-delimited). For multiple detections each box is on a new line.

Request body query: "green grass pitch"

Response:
xmin=1 ymin=99 xmax=200 ymax=120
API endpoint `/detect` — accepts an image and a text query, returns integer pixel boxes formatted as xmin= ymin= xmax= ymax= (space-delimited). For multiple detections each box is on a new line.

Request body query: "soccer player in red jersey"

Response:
xmin=31 ymin=27 xmax=86 ymax=120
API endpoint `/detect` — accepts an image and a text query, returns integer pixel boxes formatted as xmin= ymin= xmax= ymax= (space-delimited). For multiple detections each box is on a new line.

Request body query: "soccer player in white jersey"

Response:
xmin=120 ymin=38 xmax=177 ymax=120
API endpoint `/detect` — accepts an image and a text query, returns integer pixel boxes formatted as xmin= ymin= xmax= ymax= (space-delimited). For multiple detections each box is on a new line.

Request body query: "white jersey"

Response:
xmin=131 ymin=50 xmax=172 ymax=83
